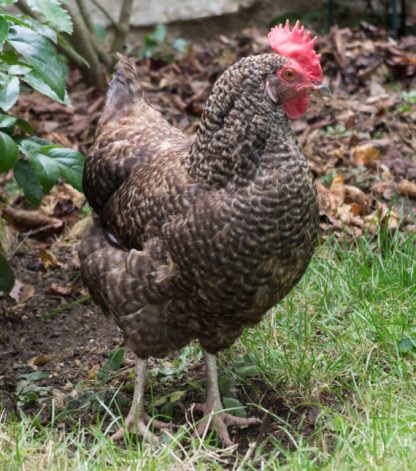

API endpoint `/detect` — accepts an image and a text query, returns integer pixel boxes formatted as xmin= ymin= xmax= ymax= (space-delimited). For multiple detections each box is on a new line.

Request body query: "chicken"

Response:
xmin=79 ymin=20 xmax=328 ymax=446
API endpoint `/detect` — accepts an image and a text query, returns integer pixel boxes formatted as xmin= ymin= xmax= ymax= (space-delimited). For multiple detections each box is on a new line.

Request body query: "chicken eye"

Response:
xmin=283 ymin=69 xmax=296 ymax=81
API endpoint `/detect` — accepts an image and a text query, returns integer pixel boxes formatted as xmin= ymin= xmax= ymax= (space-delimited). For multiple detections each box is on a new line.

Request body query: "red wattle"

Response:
xmin=283 ymin=92 xmax=311 ymax=119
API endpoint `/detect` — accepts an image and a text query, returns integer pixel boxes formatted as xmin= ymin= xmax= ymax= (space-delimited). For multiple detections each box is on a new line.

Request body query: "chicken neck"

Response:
xmin=185 ymin=53 xmax=301 ymax=189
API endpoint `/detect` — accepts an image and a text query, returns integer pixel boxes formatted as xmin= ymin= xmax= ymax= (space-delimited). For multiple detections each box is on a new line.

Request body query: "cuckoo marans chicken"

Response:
xmin=79 ymin=20 xmax=329 ymax=445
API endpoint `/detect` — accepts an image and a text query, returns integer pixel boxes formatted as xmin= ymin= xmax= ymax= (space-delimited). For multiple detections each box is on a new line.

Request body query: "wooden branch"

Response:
xmin=58 ymin=38 xmax=87 ymax=68
xmin=88 ymin=0 xmax=122 ymax=33
xmin=16 ymin=0 xmax=38 ymax=18
xmin=399 ymin=0 xmax=407 ymax=36
xmin=90 ymin=32 xmax=114 ymax=67
xmin=111 ymin=0 xmax=135 ymax=53
xmin=75 ymin=0 xmax=95 ymax=33
xmin=66 ymin=3 xmax=106 ymax=89
xmin=75 ymin=0 xmax=114 ymax=66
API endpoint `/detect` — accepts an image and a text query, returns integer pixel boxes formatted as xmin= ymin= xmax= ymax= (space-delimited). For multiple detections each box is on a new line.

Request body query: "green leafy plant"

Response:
xmin=324 ymin=124 xmax=352 ymax=138
xmin=398 ymin=337 xmax=416 ymax=355
xmin=0 ymin=2 xmax=84 ymax=291
xmin=97 ymin=348 xmax=125 ymax=381
xmin=139 ymin=24 xmax=188 ymax=62
xmin=14 ymin=370 xmax=51 ymax=409
xmin=397 ymin=90 xmax=416 ymax=112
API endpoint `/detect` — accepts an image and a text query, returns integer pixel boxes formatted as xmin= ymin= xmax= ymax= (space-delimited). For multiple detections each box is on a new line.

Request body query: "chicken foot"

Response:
xmin=111 ymin=358 xmax=171 ymax=442
xmin=192 ymin=350 xmax=261 ymax=446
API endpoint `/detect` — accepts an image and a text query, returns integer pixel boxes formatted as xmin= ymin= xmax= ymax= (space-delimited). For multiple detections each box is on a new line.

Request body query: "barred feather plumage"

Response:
xmin=80 ymin=52 xmax=319 ymax=359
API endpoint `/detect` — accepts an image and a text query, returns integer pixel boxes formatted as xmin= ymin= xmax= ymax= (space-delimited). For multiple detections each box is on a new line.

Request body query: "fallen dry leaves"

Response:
xmin=27 ymin=353 xmax=52 ymax=367
xmin=47 ymin=282 xmax=72 ymax=296
xmin=39 ymin=248 xmax=61 ymax=269
xmin=398 ymin=179 xmax=416 ymax=199
xmin=9 ymin=279 xmax=35 ymax=304
xmin=351 ymin=143 xmax=380 ymax=168
xmin=2 ymin=207 xmax=63 ymax=239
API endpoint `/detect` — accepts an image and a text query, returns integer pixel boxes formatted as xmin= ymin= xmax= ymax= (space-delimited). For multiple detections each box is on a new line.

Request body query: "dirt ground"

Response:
xmin=0 ymin=239 xmax=118 ymax=404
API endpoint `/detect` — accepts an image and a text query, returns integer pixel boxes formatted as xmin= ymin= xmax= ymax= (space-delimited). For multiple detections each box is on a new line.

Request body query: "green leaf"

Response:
xmin=42 ymin=146 xmax=84 ymax=190
xmin=19 ymin=140 xmax=83 ymax=191
xmin=0 ymin=130 xmax=18 ymax=171
xmin=0 ymin=16 xmax=9 ymax=50
xmin=24 ymin=17 xmax=57 ymax=43
xmin=398 ymin=337 xmax=416 ymax=354
xmin=233 ymin=353 xmax=259 ymax=379
xmin=18 ymin=138 xmax=57 ymax=191
xmin=26 ymin=0 xmax=73 ymax=34
xmin=7 ymin=25 xmax=65 ymax=101
xmin=57 ymin=33 xmax=89 ymax=68
xmin=0 ymin=114 xmax=32 ymax=134
xmin=18 ymin=135 xmax=50 ymax=149
xmin=8 ymin=64 xmax=32 ymax=75
xmin=15 ymin=117 xmax=33 ymax=134
xmin=27 ymin=151 xmax=59 ymax=192
xmin=98 ymin=348 xmax=124 ymax=380
xmin=143 ymin=35 xmax=158 ymax=49
xmin=13 ymin=159 xmax=44 ymax=205
xmin=218 ymin=374 xmax=233 ymax=396
xmin=169 ymin=390 xmax=186 ymax=402
xmin=20 ymin=370 xmax=49 ymax=381
xmin=401 ymin=90 xmax=416 ymax=104
xmin=0 ymin=113 xmax=17 ymax=128
xmin=234 ymin=364 xmax=259 ymax=379
xmin=0 ymin=253 xmax=14 ymax=292
xmin=23 ymin=71 xmax=70 ymax=105
xmin=94 ymin=23 xmax=106 ymax=41
xmin=0 ymin=75 xmax=19 ymax=111
xmin=0 ymin=14 xmax=29 ymax=27
xmin=152 ymin=24 xmax=168 ymax=43
xmin=0 ymin=0 xmax=18 ymax=5
xmin=0 ymin=49 xmax=21 ymax=66
xmin=222 ymin=397 xmax=247 ymax=418
xmin=172 ymin=38 xmax=188 ymax=54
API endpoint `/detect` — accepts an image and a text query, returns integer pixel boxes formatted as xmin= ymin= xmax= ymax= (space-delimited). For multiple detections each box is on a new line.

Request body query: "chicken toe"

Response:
xmin=193 ymin=401 xmax=261 ymax=447
xmin=110 ymin=358 xmax=171 ymax=442
xmin=192 ymin=350 xmax=261 ymax=446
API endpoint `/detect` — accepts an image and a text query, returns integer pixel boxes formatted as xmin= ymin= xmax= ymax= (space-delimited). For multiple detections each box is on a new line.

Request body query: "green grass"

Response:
xmin=1 ymin=230 xmax=416 ymax=470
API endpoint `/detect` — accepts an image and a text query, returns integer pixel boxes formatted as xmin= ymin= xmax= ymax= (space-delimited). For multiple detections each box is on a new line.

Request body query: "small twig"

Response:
xmin=74 ymin=0 xmax=113 ymax=65
xmin=234 ymin=411 xmax=270 ymax=470
xmin=16 ymin=0 xmax=34 ymax=17
xmin=111 ymin=0 xmax=135 ymax=52
xmin=254 ymin=412 xmax=271 ymax=448
xmin=66 ymin=2 xmax=106 ymax=88
xmin=75 ymin=0 xmax=95 ymax=34
xmin=57 ymin=38 xmax=87 ymax=68
xmin=88 ymin=0 xmax=122 ymax=32
xmin=42 ymin=295 xmax=91 ymax=319
xmin=89 ymin=31 xmax=114 ymax=67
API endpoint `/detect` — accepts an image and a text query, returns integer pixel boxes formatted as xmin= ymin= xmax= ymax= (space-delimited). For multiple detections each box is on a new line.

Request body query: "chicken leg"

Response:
xmin=111 ymin=358 xmax=170 ymax=442
xmin=193 ymin=350 xmax=261 ymax=446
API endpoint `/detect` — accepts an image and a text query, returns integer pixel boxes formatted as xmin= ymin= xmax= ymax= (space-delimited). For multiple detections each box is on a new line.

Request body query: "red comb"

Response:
xmin=268 ymin=20 xmax=322 ymax=82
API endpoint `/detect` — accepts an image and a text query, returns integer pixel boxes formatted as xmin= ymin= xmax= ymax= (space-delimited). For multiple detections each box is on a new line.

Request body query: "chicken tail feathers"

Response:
xmin=100 ymin=54 xmax=143 ymax=124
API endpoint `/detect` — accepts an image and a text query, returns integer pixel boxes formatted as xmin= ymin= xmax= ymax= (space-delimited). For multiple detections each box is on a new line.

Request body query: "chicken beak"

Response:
xmin=309 ymin=83 xmax=331 ymax=97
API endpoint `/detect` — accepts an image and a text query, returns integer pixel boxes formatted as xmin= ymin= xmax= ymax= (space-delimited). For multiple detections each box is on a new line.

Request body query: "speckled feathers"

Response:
xmin=80 ymin=53 xmax=319 ymax=359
